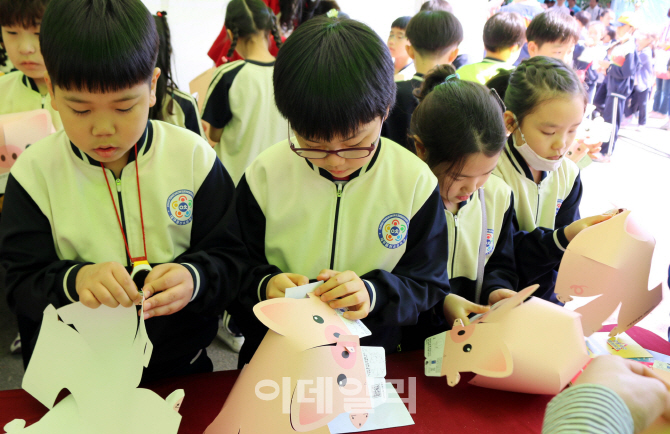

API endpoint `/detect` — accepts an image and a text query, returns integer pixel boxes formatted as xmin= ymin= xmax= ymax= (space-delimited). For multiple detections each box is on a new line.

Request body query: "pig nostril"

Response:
xmin=334 ymin=332 xmax=340 ymax=338
xmin=342 ymin=350 xmax=349 ymax=359
xmin=457 ymin=330 xmax=465 ymax=336
xmin=463 ymin=344 xmax=472 ymax=352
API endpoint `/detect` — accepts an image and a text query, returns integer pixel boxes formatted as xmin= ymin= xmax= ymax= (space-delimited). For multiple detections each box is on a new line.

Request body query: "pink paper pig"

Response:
xmin=554 ymin=210 xmax=662 ymax=337
xmin=204 ymin=294 xmax=374 ymax=434
xmin=437 ymin=285 xmax=590 ymax=395
xmin=0 ymin=145 xmax=23 ymax=170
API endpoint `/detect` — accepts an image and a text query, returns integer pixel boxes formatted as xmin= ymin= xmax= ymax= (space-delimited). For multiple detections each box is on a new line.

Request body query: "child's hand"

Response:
xmin=564 ymin=213 xmax=613 ymax=242
xmin=442 ymin=294 xmax=489 ymax=326
xmin=141 ymin=263 xmax=194 ymax=319
xmin=75 ymin=262 xmax=140 ymax=309
xmin=266 ymin=273 xmax=309 ymax=299
xmin=574 ymin=356 xmax=670 ymax=433
xmin=488 ymin=288 xmax=516 ymax=305
xmin=315 ymin=269 xmax=370 ymax=320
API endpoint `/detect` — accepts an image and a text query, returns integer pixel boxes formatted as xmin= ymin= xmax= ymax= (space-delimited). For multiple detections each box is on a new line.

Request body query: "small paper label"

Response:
xmin=607 ymin=337 xmax=627 ymax=351
xmin=653 ymin=361 xmax=670 ymax=372
xmin=285 ymin=281 xmax=324 ymax=299
xmin=335 ymin=308 xmax=372 ymax=338
xmin=425 ymin=332 xmax=446 ymax=359
xmin=424 ymin=357 xmax=443 ymax=377
xmin=362 ymin=346 xmax=386 ymax=378
xmin=366 ymin=376 xmax=387 ymax=408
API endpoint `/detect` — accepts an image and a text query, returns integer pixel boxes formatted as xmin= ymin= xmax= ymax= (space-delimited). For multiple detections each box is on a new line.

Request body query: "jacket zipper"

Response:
xmin=41 ymin=95 xmax=45 ymax=109
xmin=329 ymin=183 xmax=344 ymax=270
xmin=535 ymin=183 xmax=541 ymax=225
xmin=451 ymin=215 xmax=459 ymax=277
xmin=111 ymin=171 xmax=131 ymax=266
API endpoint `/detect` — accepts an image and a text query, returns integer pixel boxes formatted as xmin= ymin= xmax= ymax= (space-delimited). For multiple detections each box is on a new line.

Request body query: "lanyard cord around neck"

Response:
xmin=100 ymin=144 xmax=148 ymax=264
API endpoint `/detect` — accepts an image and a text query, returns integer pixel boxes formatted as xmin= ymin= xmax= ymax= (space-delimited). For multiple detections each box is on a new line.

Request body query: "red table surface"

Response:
xmin=2 ymin=325 xmax=668 ymax=434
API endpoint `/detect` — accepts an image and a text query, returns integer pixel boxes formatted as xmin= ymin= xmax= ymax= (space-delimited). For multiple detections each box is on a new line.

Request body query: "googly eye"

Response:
xmin=337 ymin=374 xmax=347 ymax=387
xmin=463 ymin=344 xmax=472 ymax=353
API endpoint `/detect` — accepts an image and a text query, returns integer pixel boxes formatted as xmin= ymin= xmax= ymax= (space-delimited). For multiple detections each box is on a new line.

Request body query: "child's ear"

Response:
xmin=44 ymin=72 xmax=58 ymax=111
xmin=413 ymin=136 xmax=427 ymax=161
xmin=527 ymin=41 xmax=538 ymax=57
xmin=405 ymin=45 xmax=415 ymax=60
xmin=149 ymin=67 xmax=161 ymax=107
xmin=502 ymin=111 xmax=516 ymax=135
xmin=447 ymin=47 xmax=459 ymax=64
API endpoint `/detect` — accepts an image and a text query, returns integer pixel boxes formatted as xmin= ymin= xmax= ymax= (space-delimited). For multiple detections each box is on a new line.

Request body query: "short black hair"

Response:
xmin=412 ymin=64 xmax=506 ymax=178
xmin=0 ymin=0 xmax=49 ymax=28
xmin=406 ymin=11 xmax=463 ymax=57
xmin=40 ymin=0 xmax=159 ymax=93
xmin=483 ymin=12 xmax=526 ymax=53
xmin=392 ymin=16 xmax=411 ymax=30
xmin=526 ymin=10 xmax=579 ymax=47
xmin=420 ymin=0 xmax=453 ymax=13
xmin=274 ymin=16 xmax=395 ymax=142
xmin=574 ymin=11 xmax=590 ymax=27
xmin=598 ymin=8 xmax=614 ymax=19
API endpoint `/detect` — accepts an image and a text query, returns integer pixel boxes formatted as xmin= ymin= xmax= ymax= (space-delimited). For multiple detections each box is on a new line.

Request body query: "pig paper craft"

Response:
xmin=425 ymin=285 xmax=590 ymax=395
xmin=554 ymin=210 xmax=662 ymax=337
xmin=205 ymin=293 xmax=385 ymax=434
xmin=3 ymin=302 xmax=183 ymax=434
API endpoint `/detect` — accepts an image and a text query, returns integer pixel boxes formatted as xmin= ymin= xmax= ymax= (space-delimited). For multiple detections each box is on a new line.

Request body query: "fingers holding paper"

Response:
xmin=141 ymin=263 xmax=194 ymax=319
xmin=443 ymin=293 xmax=490 ymax=326
xmin=315 ymin=269 xmax=371 ymax=320
xmin=266 ymin=273 xmax=309 ymax=299
xmin=75 ymin=262 xmax=140 ymax=309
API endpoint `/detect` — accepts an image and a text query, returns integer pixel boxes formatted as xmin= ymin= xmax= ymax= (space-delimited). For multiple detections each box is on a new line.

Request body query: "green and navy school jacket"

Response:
xmin=0 ymin=120 xmax=248 ymax=379
xmin=0 ymin=71 xmax=62 ymax=130
xmin=235 ymin=137 xmax=450 ymax=359
xmin=493 ymin=136 xmax=582 ymax=301
xmin=400 ymin=175 xmax=518 ymax=351
xmin=160 ymin=88 xmax=207 ymax=139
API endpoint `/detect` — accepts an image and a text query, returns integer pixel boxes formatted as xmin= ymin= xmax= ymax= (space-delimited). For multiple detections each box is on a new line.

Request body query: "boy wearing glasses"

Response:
xmin=233 ymin=16 xmax=481 ymax=365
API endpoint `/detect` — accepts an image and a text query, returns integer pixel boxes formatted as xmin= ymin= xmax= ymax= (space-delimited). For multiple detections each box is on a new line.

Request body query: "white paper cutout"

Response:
xmin=3 ymin=302 xmax=183 ymax=434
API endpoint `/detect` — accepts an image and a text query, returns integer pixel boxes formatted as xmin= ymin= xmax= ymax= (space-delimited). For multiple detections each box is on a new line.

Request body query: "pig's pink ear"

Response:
xmin=253 ymin=298 xmax=296 ymax=335
xmin=472 ymin=341 xmax=513 ymax=378
xmin=481 ymin=285 xmax=539 ymax=324
xmin=290 ymin=386 xmax=340 ymax=432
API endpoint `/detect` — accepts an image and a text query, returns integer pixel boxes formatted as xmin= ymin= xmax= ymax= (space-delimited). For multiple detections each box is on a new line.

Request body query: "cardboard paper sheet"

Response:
xmin=426 ymin=285 xmax=591 ymax=395
xmin=0 ymin=110 xmax=56 ymax=193
xmin=327 ymin=383 xmax=414 ymax=433
xmin=587 ymin=332 xmax=653 ymax=359
xmin=554 ymin=210 xmax=663 ymax=337
xmin=205 ymin=293 xmax=395 ymax=433
xmin=3 ymin=302 xmax=183 ymax=434
xmin=285 ymin=281 xmax=325 ymax=299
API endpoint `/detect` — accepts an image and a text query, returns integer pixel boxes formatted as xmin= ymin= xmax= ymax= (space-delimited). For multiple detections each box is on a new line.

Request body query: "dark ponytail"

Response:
xmin=0 ymin=40 xmax=7 ymax=68
xmin=225 ymin=0 xmax=282 ymax=59
xmin=487 ymin=56 xmax=586 ymax=128
xmin=411 ymin=64 xmax=507 ymax=179
xmin=150 ymin=11 xmax=176 ymax=122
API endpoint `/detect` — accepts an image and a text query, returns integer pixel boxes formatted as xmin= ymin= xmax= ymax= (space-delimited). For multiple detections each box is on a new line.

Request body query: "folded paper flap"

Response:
xmin=473 ymin=284 xmax=539 ymax=325
xmin=566 ymin=211 xmax=655 ymax=269
xmin=0 ymin=109 xmax=54 ymax=152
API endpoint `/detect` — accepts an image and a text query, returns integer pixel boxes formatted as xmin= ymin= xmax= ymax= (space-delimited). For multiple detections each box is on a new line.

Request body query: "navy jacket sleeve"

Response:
xmin=382 ymin=81 xmax=417 ymax=153
xmin=174 ymin=158 xmax=250 ymax=317
xmin=173 ymin=92 xmax=203 ymax=138
xmin=481 ymin=192 xmax=519 ymax=304
xmin=201 ymin=63 xmax=244 ymax=129
xmin=359 ymin=186 xmax=451 ymax=326
xmin=513 ymin=173 xmax=582 ymax=285
xmin=0 ymin=174 xmax=89 ymax=322
xmin=235 ymin=175 xmax=282 ymax=309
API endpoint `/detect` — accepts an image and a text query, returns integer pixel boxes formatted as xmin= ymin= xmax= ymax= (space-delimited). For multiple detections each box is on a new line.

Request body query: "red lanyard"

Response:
xmin=100 ymin=144 xmax=148 ymax=264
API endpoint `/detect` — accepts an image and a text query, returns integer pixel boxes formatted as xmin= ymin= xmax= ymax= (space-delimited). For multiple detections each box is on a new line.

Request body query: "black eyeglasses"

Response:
xmin=289 ymin=125 xmax=383 ymax=160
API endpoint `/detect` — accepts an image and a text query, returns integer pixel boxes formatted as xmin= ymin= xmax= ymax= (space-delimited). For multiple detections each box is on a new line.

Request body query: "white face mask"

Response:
xmin=511 ymin=114 xmax=564 ymax=172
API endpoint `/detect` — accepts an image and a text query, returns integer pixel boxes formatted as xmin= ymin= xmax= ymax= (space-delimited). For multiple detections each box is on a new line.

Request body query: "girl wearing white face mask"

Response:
xmin=487 ymin=56 xmax=612 ymax=303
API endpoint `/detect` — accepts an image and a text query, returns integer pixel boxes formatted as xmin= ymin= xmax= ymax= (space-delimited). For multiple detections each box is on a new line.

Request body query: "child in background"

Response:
xmin=623 ymin=32 xmax=656 ymax=130
xmin=514 ymin=9 xmax=580 ymax=66
xmin=592 ymin=12 xmax=638 ymax=161
xmin=457 ymin=12 xmax=526 ymax=85
xmin=150 ymin=11 xmax=205 ymax=139
xmin=401 ymin=65 xmax=518 ymax=350
xmin=573 ymin=21 xmax=605 ymax=104
xmin=487 ymin=56 xmax=611 ymax=302
xmin=202 ymin=0 xmax=286 ymax=185
xmin=0 ymin=0 xmax=248 ymax=380
xmin=388 ymin=16 xmax=415 ymax=81
xmin=234 ymin=16 xmax=484 ymax=365
xmin=383 ymin=10 xmax=463 ymax=151
xmin=0 ymin=0 xmax=61 ymax=129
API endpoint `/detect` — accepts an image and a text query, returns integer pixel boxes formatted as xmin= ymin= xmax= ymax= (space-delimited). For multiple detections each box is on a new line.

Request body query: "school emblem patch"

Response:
xmin=166 ymin=190 xmax=194 ymax=225
xmin=378 ymin=213 xmax=409 ymax=249
xmin=556 ymin=199 xmax=564 ymax=215
xmin=485 ymin=229 xmax=495 ymax=255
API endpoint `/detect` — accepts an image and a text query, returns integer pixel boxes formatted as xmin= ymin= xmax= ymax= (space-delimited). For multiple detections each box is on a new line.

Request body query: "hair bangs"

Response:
xmin=274 ymin=17 xmax=395 ymax=142
xmin=0 ymin=0 xmax=48 ymax=28
xmin=41 ymin=0 xmax=158 ymax=93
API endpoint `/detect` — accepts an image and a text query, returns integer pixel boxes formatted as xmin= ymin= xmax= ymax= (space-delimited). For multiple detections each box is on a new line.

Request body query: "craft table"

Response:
xmin=1 ymin=326 xmax=669 ymax=434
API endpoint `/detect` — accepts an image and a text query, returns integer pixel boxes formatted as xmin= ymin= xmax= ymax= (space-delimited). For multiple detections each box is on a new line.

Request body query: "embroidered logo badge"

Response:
xmin=378 ymin=213 xmax=409 ymax=249
xmin=166 ymin=190 xmax=194 ymax=225
xmin=556 ymin=199 xmax=564 ymax=215
xmin=485 ymin=229 xmax=495 ymax=255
